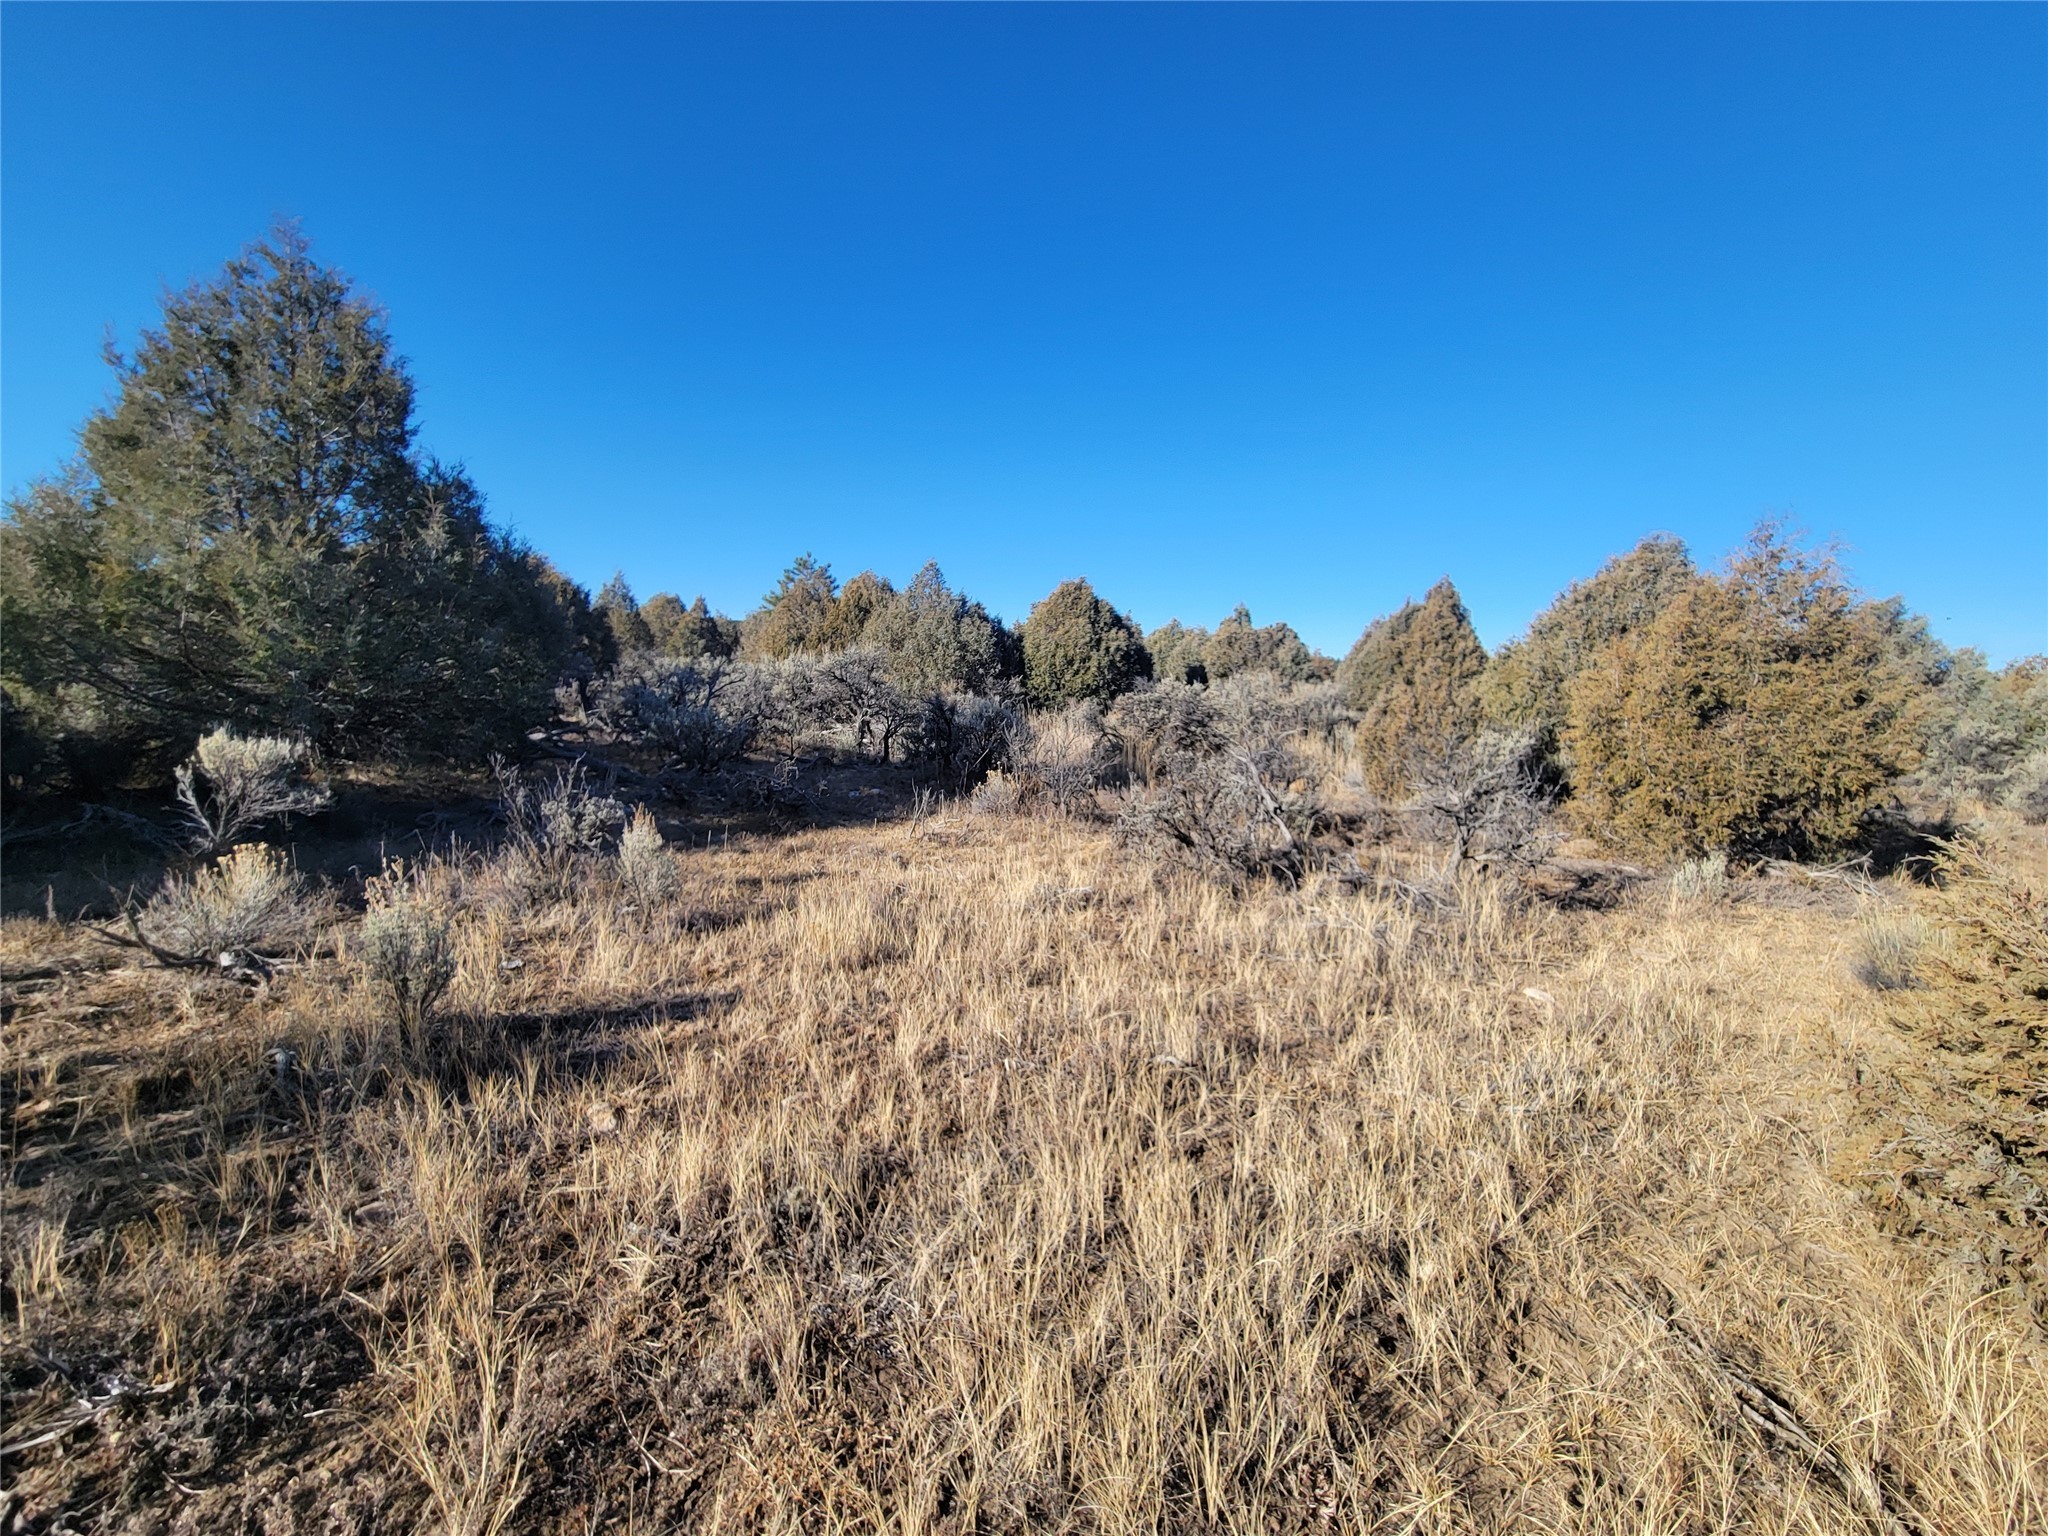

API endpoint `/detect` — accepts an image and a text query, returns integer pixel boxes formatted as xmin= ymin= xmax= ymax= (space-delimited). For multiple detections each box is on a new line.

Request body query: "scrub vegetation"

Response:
xmin=4 ymin=229 xmax=2044 ymax=1535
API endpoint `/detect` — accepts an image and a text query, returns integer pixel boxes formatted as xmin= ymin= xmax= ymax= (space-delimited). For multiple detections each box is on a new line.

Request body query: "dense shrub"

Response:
xmin=596 ymin=655 xmax=763 ymax=772
xmin=1912 ymin=650 xmax=2048 ymax=815
xmin=0 ymin=227 xmax=580 ymax=782
xmin=1012 ymin=703 xmax=1116 ymax=812
xmin=1021 ymin=579 xmax=1152 ymax=709
xmin=1339 ymin=579 xmax=1488 ymax=798
xmin=1405 ymin=727 xmax=1551 ymax=869
xmin=173 ymin=727 xmax=331 ymax=853
xmin=1110 ymin=675 xmax=1328 ymax=885
xmin=918 ymin=693 xmax=1021 ymax=786
xmin=1563 ymin=525 xmax=1925 ymax=861
xmin=1476 ymin=535 xmax=1698 ymax=773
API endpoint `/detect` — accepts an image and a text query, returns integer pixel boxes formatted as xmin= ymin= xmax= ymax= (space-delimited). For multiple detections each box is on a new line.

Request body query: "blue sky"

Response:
xmin=5 ymin=4 xmax=2043 ymax=662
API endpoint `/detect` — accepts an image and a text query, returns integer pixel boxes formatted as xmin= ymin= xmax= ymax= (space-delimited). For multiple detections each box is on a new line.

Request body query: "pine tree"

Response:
xmin=0 ymin=225 xmax=576 ymax=780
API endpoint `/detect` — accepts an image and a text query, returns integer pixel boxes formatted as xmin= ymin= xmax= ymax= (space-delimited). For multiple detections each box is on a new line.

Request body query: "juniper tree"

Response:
xmin=1146 ymin=621 xmax=1210 ymax=686
xmin=642 ymin=593 xmax=736 ymax=660
xmin=868 ymin=562 xmax=1009 ymax=696
xmin=596 ymin=572 xmax=655 ymax=655
xmin=1477 ymin=535 xmax=1698 ymax=767
xmin=1563 ymin=523 xmax=1925 ymax=860
xmin=1341 ymin=579 xmax=1488 ymax=797
xmin=817 ymin=570 xmax=896 ymax=652
xmin=0 ymin=225 xmax=577 ymax=781
xmin=1020 ymin=579 xmax=1152 ymax=709
xmin=741 ymin=553 xmax=838 ymax=660
xmin=1203 ymin=605 xmax=1316 ymax=683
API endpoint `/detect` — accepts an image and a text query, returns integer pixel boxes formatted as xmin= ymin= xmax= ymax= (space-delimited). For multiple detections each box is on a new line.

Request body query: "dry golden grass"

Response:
xmin=3 ymin=807 xmax=2044 ymax=1534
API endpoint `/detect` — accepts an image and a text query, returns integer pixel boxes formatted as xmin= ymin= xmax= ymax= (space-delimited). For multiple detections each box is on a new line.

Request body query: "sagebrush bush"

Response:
xmin=1669 ymin=851 xmax=1730 ymax=905
xmin=140 ymin=844 xmax=316 ymax=960
xmin=616 ymin=807 xmax=682 ymax=908
xmin=174 ymin=727 xmax=330 ymax=852
xmin=497 ymin=760 xmax=627 ymax=858
xmin=919 ymin=693 xmax=1021 ymax=787
xmin=1012 ymin=703 xmax=1114 ymax=813
xmin=1109 ymin=675 xmax=1328 ymax=885
xmin=361 ymin=897 xmax=458 ymax=1044
xmin=1405 ymin=727 xmax=1551 ymax=869
xmin=595 ymin=654 xmax=764 ymax=772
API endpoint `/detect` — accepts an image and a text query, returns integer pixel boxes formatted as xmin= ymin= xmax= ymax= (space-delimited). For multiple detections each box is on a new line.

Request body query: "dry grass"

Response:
xmin=3 ymin=806 xmax=2044 ymax=1533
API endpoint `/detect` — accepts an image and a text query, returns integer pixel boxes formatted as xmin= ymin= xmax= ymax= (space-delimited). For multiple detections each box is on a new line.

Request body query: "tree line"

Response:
xmin=4 ymin=229 xmax=2042 ymax=862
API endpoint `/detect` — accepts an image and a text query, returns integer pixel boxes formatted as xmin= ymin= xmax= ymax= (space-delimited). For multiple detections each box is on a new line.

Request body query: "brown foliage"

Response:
xmin=1563 ymin=527 xmax=1925 ymax=861
xmin=1342 ymin=578 xmax=1488 ymax=798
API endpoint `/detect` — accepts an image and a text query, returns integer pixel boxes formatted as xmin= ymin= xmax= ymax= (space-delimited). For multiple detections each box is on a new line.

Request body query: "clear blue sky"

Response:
xmin=5 ymin=3 xmax=2043 ymax=662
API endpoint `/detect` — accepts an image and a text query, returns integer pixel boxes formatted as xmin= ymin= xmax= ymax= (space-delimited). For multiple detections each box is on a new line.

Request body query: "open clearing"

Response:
xmin=4 ymin=809 xmax=2044 ymax=1534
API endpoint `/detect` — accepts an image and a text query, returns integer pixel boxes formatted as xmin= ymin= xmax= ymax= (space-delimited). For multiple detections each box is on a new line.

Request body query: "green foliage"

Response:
xmin=596 ymin=572 xmax=655 ymax=654
xmin=1476 ymin=536 xmax=1697 ymax=759
xmin=741 ymin=553 xmax=839 ymax=660
xmin=1340 ymin=579 xmax=1488 ymax=797
xmin=1204 ymin=605 xmax=1317 ymax=683
xmin=1149 ymin=607 xmax=1319 ymax=687
xmin=817 ymin=570 xmax=896 ymax=652
xmin=867 ymin=562 xmax=1011 ymax=696
xmin=1146 ymin=621 xmax=1209 ymax=685
xmin=0 ymin=226 xmax=577 ymax=781
xmin=1020 ymin=579 xmax=1152 ymax=709
xmin=1563 ymin=524 xmax=1925 ymax=861
xmin=1913 ymin=649 xmax=2048 ymax=815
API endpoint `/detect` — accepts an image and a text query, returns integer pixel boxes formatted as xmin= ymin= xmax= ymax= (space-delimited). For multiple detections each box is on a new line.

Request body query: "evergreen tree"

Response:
xmin=817 ymin=570 xmax=896 ymax=652
xmin=1563 ymin=524 xmax=1925 ymax=860
xmin=1203 ymin=604 xmax=1316 ymax=683
xmin=596 ymin=571 xmax=655 ymax=654
xmin=741 ymin=553 xmax=838 ymax=659
xmin=638 ymin=592 xmax=737 ymax=661
xmin=1477 ymin=535 xmax=1698 ymax=775
xmin=1020 ymin=578 xmax=1152 ymax=709
xmin=1147 ymin=620 xmax=1210 ymax=685
xmin=0 ymin=225 xmax=576 ymax=779
xmin=868 ymin=562 xmax=1008 ymax=696
xmin=1342 ymin=579 xmax=1488 ymax=797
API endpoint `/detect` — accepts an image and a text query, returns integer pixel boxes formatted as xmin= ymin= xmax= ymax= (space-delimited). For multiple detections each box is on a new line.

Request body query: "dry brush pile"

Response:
xmin=3 ymin=810 xmax=2045 ymax=1534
